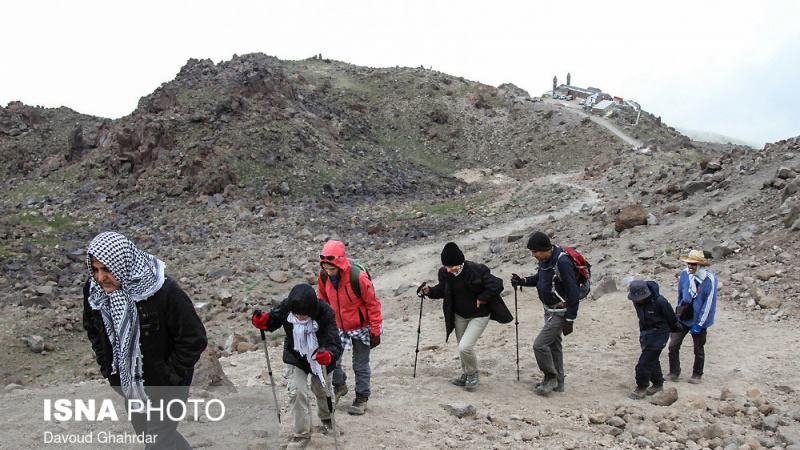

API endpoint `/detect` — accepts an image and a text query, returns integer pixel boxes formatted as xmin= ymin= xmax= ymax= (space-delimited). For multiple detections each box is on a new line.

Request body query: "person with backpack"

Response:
xmin=418 ymin=242 xmax=509 ymax=391
xmin=316 ymin=239 xmax=383 ymax=415
xmin=626 ymin=280 xmax=682 ymax=400
xmin=668 ymin=249 xmax=718 ymax=384
xmin=510 ymin=231 xmax=581 ymax=396
xmin=251 ymin=283 xmax=342 ymax=449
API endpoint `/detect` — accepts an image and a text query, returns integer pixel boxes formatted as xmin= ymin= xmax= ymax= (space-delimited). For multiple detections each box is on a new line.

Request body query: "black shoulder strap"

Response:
xmin=349 ymin=264 xmax=362 ymax=298
xmin=320 ymin=264 xmax=362 ymax=298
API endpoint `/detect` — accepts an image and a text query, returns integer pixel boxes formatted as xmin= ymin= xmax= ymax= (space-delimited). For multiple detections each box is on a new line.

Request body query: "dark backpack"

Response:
xmin=553 ymin=246 xmax=592 ymax=300
xmin=319 ymin=258 xmax=372 ymax=298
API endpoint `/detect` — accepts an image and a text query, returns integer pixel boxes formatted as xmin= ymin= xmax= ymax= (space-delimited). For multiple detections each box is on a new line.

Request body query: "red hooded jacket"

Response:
xmin=317 ymin=240 xmax=383 ymax=335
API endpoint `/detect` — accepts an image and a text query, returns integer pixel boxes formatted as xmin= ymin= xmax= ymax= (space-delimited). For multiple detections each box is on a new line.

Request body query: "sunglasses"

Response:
xmin=687 ymin=263 xmax=698 ymax=267
xmin=319 ymin=255 xmax=340 ymax=261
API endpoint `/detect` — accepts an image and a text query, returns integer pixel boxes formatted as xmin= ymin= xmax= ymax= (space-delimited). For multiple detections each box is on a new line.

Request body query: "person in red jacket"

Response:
xmin=316 ymin=240 xmax=383 ymax=415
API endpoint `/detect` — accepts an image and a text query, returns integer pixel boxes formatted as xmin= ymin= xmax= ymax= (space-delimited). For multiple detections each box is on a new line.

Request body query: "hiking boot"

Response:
xmin=464 ymin=372 xmax=479 ymax=391
xmin=535 ymin=379 xmax=565 ymax=392
xmin=628 ymin=387 xmax=647 ymax=400
xmin=450 ymin=373 xmax=467 ymax=387
xmin=319 ymin=419 xmax=338 ymax=436
xmin=287 ymin=436 xmax=311 ymax=449
xmin=687 ymin=375 xmax=702 ymax=384
xmin=535 ymin=377 xmax=558 ymax=396
xmin=334 ymin=382 xmax=348 ymax=404
xmin=645 ymin=384 xmax=663 ymax=396
xmin=668 ymin=373 xmax=680 ymax=382
xmin=348 ymin=394 xmax=368 ymax=415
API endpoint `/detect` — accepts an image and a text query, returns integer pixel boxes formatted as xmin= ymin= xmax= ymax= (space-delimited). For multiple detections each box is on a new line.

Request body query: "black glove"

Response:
xmin=370 ymin=334 xmax=381 ymax=349
xmin=671 ymin=322 xmax=684 ymax=333
xmin=562 ymin=321 xmax=574 ymax=336
xmin=416 ymin=282 xmax=427 ymax=297
xmin=510 ymin=273 xmax=524 ymax=288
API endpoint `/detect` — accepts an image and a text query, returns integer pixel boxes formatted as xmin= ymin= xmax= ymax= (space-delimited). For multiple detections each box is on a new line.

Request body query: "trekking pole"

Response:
xmin=320 ymin=353 xmax=341 ymax=450
xmin=254 ymin=310 xmax=281 ymax=423
xmin=413 ymin=282 xmax=426 ymax=378
xmin=513 ymin=283 xmax=520 ymax=381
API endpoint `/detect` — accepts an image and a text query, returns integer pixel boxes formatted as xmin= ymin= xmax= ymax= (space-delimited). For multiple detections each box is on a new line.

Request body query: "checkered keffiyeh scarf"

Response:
xmin=86 ymin=232 xmax=165 ymax=401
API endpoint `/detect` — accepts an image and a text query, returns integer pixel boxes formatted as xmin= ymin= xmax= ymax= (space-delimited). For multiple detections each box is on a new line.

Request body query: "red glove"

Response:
xmin=251 ymin=311 xmax=269 ymax=330
xmin=315 ymin=349 xmax=332 ymax=366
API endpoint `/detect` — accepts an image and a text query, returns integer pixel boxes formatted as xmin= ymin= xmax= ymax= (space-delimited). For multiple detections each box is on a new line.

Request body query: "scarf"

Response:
xmin=689 ymin=267 xmax=708 ymax=298
xmin=287 ymin=313 xmax=326 ymax=386
xmin=86 ymin=232 xmax=165 ymax=401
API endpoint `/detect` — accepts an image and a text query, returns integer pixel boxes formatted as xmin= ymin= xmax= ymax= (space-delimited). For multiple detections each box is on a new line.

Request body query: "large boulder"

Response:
xmin=192 ymin=345 xmax=235 ymax=389
xmin=615 ymin=204 xmax=649 ymax=233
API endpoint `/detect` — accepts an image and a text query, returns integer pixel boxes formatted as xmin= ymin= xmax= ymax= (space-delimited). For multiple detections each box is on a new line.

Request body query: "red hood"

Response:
xmin=320 ymin=240 xmax=350 ymax=272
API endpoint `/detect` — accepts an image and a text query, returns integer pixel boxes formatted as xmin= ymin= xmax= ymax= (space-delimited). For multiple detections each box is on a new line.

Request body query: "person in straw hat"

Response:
xmin=667 ymin=249 xmax=718 ymax=384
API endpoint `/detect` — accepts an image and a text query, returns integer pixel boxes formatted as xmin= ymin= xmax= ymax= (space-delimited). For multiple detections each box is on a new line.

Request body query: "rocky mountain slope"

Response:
xmin=1 ymin=52 xmax=800 ymax=449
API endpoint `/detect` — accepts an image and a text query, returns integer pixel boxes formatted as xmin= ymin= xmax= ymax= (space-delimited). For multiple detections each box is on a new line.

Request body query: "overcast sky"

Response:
xmin=3 ymin=0 xmax=798 ymax=148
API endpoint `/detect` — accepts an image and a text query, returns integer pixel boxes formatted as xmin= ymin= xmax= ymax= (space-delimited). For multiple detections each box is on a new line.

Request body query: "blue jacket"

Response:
xmin=522 ymin=246 xmax=580 ymax=321
xmin=677 ymin=268 xmax=717 ymax=328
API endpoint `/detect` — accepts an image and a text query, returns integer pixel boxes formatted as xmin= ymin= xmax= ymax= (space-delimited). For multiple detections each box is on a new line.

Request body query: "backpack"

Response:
xmin=319 ymin=258 xmax=372 ymax=298
xmin=553 ymin=246 xmax=592 ymax=300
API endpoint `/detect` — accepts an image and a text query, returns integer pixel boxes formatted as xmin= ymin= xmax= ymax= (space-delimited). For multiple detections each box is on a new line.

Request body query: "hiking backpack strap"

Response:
xmin=319 ymin=261 xmax=362 ymax=298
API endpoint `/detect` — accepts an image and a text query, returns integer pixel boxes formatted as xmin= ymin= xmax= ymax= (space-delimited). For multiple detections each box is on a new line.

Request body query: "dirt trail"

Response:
xmin=374 ymin=172 xmax=600 ymax=292
xmin=5 ymin=168 xmax=800 ymax=450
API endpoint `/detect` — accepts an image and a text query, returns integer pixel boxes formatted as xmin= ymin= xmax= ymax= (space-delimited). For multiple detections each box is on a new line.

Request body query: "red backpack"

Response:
xmin=554 ymin=246 xmax=592 ymax=300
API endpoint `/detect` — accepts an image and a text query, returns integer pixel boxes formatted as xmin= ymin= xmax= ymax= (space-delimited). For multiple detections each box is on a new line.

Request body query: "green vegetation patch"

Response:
xmin=412 ymin=190 xmax=495 ymax=216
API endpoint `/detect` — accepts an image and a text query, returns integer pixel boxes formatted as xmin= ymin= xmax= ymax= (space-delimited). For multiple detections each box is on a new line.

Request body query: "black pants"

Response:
xmin=668 ymin=326 xmax=707 ymax=377
xmin=635 ymin=329 xmax=669 ymax=388
xmin=129 ymin=385 xmax=192 ymax=450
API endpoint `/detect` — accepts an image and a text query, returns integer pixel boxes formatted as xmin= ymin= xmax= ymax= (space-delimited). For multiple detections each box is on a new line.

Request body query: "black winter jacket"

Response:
xmin=263 ymin=294 xmax=343 ymax=374
xmin=83 ymin=277 xmax=208 ymax=387
xmin=425 ymin=261 xmax=505 ymax=342
xmin=634 ymin=281 xmax=681 ymax=334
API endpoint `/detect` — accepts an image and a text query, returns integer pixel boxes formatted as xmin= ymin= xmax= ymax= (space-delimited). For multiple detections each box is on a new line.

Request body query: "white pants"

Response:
xmin=286 ymin=365 xmax=331 ymax=438
xmin=453 ymin=314 xmax=490 ymax=375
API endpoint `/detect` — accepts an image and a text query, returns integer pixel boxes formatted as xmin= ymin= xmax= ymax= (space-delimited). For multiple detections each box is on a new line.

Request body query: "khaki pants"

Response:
xmin=286 ymin=365 xmax=331 ymax=438
xmin=453 ymin=314 xmax=490 ymax=375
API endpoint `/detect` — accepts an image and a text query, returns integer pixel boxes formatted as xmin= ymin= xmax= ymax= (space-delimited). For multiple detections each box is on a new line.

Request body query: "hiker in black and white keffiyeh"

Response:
xmin=86 ymin=232 xmax=165 ymax=401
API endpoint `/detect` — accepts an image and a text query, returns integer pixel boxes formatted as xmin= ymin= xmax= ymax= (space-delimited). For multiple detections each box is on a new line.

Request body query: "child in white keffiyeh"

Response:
xmin=251 ymin=283 xmax=343 ymax=448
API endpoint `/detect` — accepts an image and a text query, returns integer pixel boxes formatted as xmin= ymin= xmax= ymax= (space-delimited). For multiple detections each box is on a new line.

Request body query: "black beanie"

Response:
xmin=441 ymin=242 xmax=465 ymax=266
xmin=526 ymin=231 xmax=552 ymax=251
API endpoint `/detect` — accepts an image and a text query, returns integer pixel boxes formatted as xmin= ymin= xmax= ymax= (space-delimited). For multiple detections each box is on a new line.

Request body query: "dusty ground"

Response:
xmin=4 ymin=170 xmax=799 ymax=450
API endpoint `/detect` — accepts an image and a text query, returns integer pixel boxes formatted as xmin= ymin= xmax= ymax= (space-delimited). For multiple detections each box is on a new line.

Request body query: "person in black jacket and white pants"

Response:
xmin=419 ymin=242 xmax=506 ymax=391
xmin=83 ymin=231 xmax=207 ymax=449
